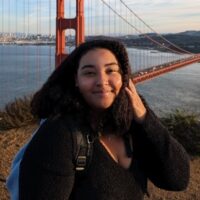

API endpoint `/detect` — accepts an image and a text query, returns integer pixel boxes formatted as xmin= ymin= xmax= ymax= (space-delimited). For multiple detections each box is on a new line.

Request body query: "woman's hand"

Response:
xmin=125 ymin=79 xmax=147 ymax=123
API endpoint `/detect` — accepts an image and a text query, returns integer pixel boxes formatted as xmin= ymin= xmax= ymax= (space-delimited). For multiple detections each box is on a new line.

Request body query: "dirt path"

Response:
xmin=0 ymin=125 xmax=199 ymax=200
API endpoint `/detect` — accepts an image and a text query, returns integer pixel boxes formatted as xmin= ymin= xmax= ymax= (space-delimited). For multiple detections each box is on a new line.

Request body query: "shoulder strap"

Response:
xmin=65 ymin=115 xmax=95 ymax=173
xmin=73 ymin=130 xmax=95 ymax=173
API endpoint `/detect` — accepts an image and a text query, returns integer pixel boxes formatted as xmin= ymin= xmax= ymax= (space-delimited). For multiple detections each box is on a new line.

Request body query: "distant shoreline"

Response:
xmin=1 ymin=42 xmax=199 ymax=53
xmin=0 ymin=41 xmax=56 ymax=46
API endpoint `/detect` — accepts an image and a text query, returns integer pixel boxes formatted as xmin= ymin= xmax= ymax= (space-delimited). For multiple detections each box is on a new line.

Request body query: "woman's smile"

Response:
xmin=93 ymin=89 xmax=113 ymax=96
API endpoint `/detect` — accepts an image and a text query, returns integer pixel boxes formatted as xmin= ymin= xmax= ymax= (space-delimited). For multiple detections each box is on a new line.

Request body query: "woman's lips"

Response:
xmin=92 ymin=90 xmax=112 ymax=96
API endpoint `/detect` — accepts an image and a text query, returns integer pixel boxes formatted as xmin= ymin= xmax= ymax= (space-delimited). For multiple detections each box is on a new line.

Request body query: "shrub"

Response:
xmin=0 ymin=96 xmax=38 ymax=131
xmin=161 ymin=109 xmax=200 ymax=156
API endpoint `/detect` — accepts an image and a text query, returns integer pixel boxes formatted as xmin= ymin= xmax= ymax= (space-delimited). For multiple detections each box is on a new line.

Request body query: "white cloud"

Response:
xmin=123 ymin=0 xmax=200 ymax=33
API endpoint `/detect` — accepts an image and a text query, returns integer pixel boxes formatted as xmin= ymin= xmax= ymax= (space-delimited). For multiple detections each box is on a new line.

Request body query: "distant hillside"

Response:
xmin=178 ymin=30 xmax=200 ymax=37
xmin=162 ymin=31 xmax=200 ymax=53
xmin=86 ymin=30 xmax=200 ymax=53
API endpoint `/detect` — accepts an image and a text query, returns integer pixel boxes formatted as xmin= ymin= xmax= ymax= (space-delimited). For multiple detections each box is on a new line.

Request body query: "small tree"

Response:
xmin=161 ymin=109 xmax=200 ymax=156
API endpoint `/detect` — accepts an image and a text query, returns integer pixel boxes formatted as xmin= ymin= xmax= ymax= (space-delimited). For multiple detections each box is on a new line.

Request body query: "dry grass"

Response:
xmin=0 ymin=96 xmax=37 ymax=131
xmin=0 ymin=124 xmax=38 ymax=200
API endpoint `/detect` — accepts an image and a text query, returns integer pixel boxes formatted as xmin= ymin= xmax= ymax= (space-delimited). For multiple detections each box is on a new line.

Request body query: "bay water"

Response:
xmin=0 ymin=45 xmax=199 ymax=117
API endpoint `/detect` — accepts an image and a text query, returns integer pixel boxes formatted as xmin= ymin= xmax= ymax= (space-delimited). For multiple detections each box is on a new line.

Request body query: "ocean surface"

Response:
xmin=0 ymin=45 xmax=200 ymax=117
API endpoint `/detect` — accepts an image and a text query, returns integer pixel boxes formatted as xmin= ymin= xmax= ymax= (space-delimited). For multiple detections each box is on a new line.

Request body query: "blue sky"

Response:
xmin=0 ymin=0 xmax=199 ymax=35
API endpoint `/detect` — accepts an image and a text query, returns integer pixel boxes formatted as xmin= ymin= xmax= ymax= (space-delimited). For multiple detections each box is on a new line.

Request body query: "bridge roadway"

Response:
xmin=132 ymin=54 xmax=200 ymax=84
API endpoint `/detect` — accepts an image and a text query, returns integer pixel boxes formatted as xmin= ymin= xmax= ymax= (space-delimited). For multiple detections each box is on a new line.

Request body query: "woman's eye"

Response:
xmin=83 ymin=71 xmax=95 ymax=76
xmin=107 ymin=69 xmax=119 ymax=74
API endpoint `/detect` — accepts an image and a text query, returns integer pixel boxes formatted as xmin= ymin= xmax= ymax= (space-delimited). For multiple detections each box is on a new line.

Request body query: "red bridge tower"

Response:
xmin=56 ymin=0 xmax=85 ymax=67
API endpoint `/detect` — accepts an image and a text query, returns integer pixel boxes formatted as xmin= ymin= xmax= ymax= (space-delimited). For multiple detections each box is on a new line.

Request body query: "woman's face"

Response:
xmin=76 ymin=48 xmax=123 ymax=111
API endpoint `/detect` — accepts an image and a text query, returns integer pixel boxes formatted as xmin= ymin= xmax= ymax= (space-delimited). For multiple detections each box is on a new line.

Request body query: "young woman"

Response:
xmin=7 ymin=39 xmax=189 ymax=200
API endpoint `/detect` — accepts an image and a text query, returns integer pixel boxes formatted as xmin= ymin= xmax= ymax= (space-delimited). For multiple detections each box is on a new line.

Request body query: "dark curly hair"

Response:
xmin=31 ymin=39 xmax=133 ymax=134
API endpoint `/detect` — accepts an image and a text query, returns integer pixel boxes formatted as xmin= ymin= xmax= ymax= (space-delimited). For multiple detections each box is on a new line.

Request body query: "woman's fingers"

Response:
xmin=125 ymin=79 xmax=147 ymax=123
xmin=128 ymin=79 xmax=137 ymax=93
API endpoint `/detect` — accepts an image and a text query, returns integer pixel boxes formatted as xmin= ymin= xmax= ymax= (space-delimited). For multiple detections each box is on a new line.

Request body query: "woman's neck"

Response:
xmin=89 ymin=110 xmax=105 ymax=131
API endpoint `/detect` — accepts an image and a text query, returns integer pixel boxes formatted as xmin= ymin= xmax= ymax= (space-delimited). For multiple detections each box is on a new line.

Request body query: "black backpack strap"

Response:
xmin=73 ymin=130 xmax=95 ymax=172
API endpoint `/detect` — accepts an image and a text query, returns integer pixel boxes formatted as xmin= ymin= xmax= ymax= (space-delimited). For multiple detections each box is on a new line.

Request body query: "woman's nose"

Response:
xmin=96 ymin=72 xmax=108 ymax=86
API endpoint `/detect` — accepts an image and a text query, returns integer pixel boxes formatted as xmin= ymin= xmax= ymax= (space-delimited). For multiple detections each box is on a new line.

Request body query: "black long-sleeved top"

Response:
xmin=19 ymin=108 xmax=190 ymax=200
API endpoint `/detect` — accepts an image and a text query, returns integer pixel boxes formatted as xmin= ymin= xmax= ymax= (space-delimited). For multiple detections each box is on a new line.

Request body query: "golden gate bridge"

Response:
xmin=55 ymin=0 xmax=200 ymax=82
xmin=0 ymin=0 xmax=200 ymax=106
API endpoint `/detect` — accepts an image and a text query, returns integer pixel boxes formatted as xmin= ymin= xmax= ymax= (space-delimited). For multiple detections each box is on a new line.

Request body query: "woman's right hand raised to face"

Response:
xmin=125 ymin=79 xmax=147 ymax=123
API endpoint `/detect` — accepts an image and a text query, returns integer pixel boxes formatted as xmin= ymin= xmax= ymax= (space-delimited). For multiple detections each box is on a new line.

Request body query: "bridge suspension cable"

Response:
xmin=100 ymin=0 xmax=190 ymax=55
xmin=120 ymin=0 xmax=193 ymax=55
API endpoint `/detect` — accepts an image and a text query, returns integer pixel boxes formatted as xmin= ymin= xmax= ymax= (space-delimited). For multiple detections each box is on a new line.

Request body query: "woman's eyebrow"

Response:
xmin=80 ymin=62 xmax=119 ymax=70
xmin=80 ymin=64 xmax=94 ymax=70
xmin=105 ymin=62 xmax=119 ymax=67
